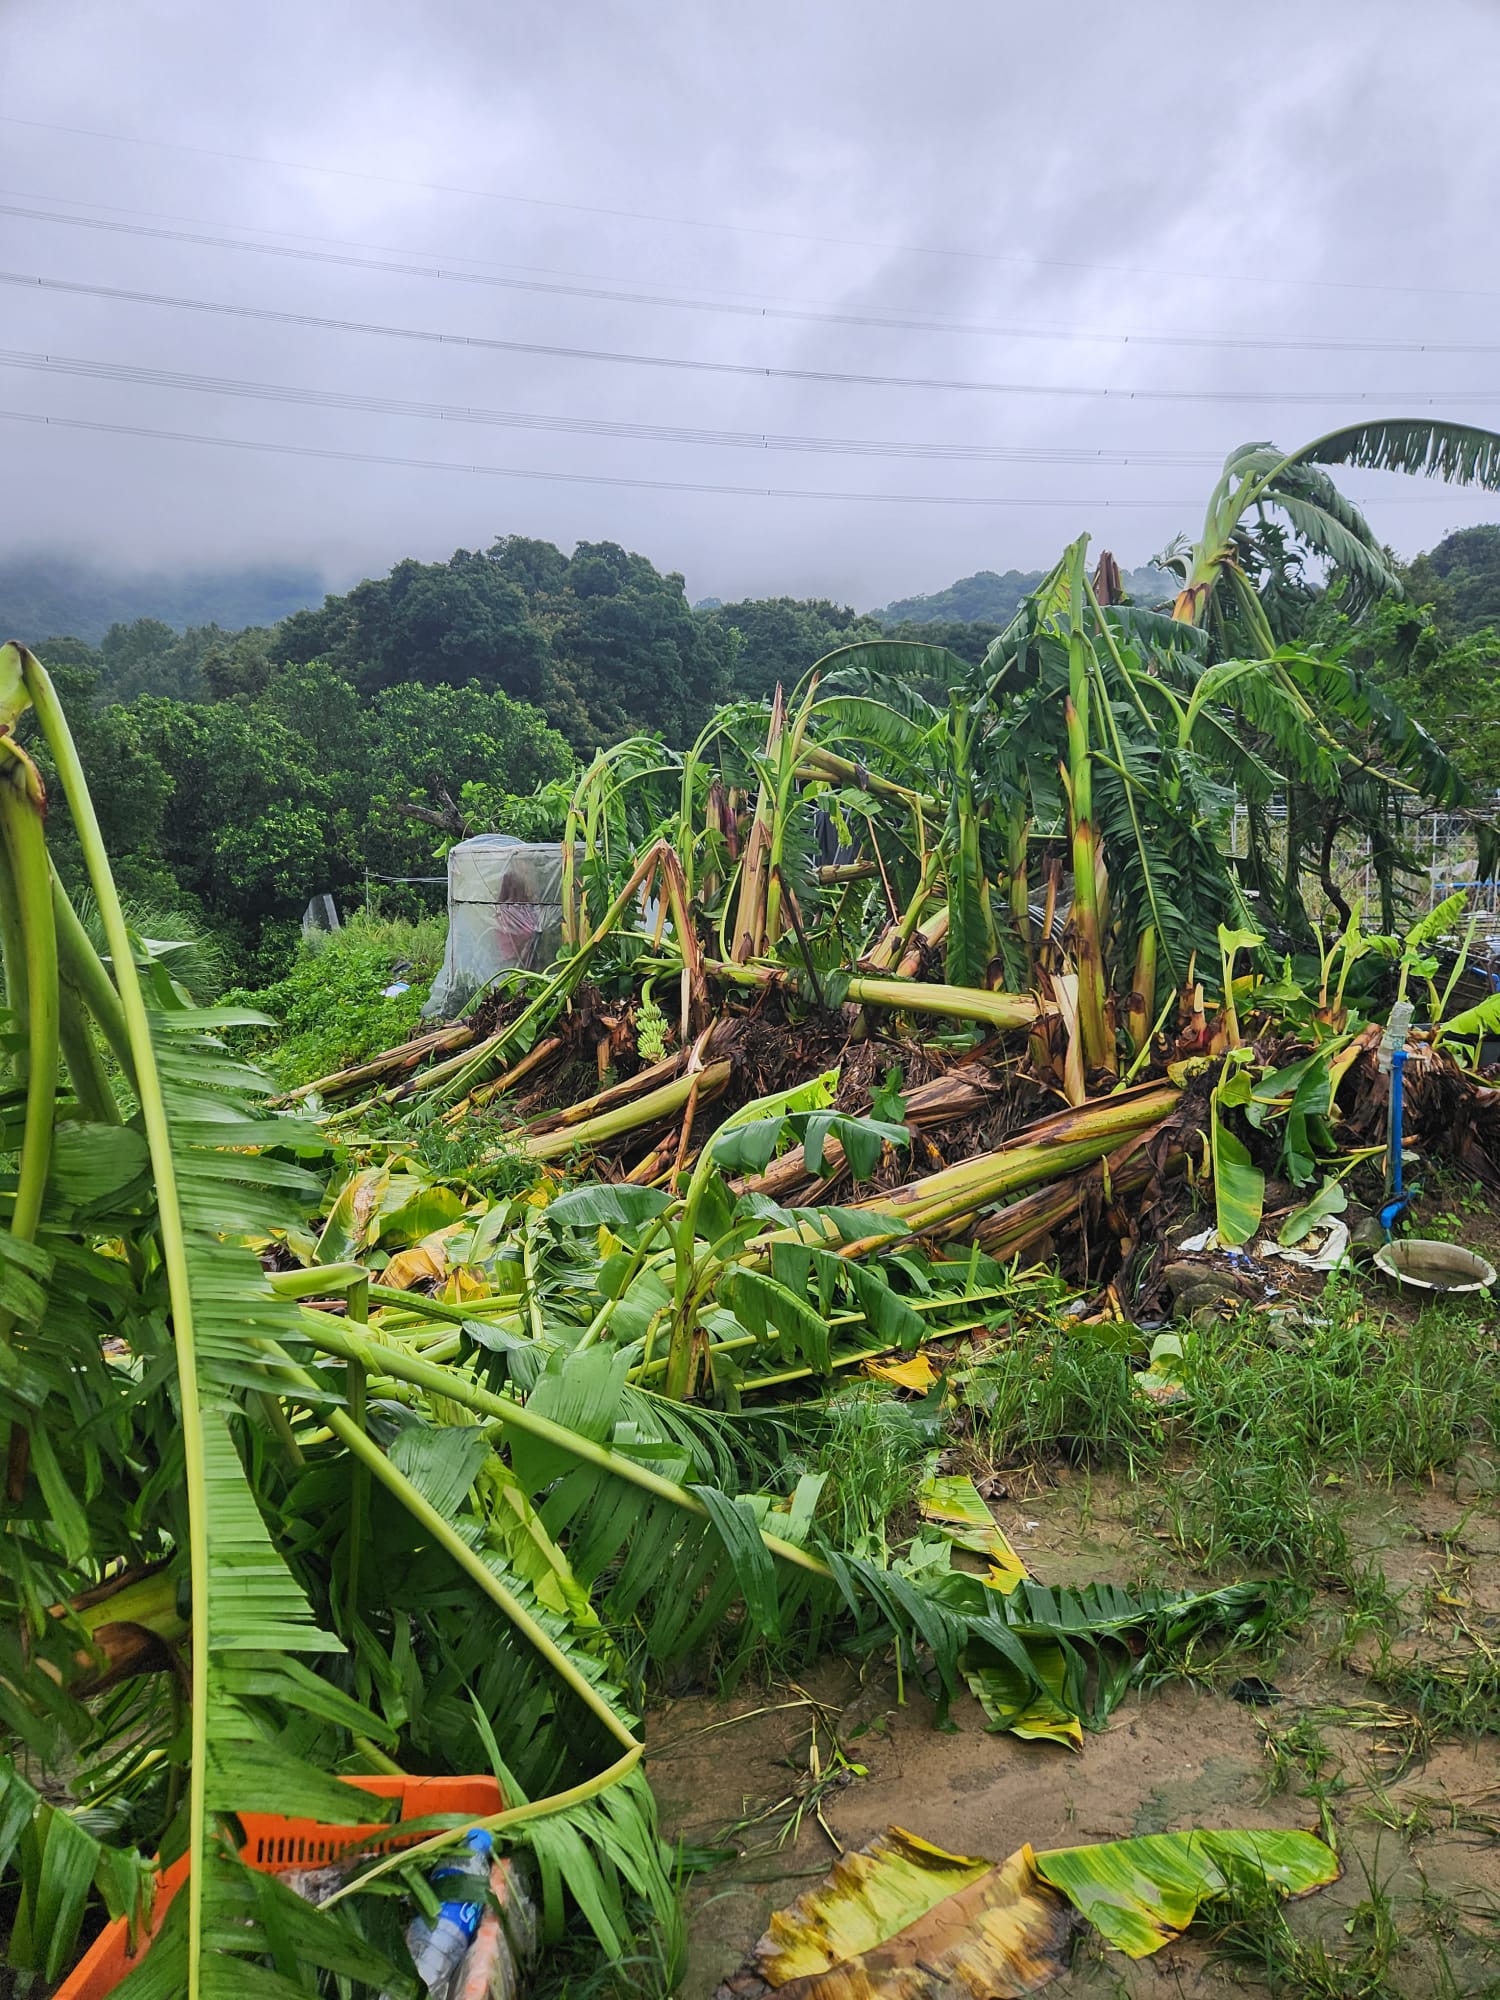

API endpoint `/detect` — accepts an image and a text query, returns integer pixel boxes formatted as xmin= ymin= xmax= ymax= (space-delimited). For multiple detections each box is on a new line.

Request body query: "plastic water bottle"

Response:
xmin=402 ymin=1829 xmax=494 ymax=1997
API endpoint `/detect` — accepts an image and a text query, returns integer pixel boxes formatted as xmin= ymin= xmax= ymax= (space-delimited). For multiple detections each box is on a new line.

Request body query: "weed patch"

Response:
xmin=227 ymin=911 xmax=447 ymax=1086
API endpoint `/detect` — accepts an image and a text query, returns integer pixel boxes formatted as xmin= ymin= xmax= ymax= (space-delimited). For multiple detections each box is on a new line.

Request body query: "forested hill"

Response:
xmin=0 ymin=554 xmax=325 ymax=645
xmin=877 ymin=563 xmax=1174 ymax=625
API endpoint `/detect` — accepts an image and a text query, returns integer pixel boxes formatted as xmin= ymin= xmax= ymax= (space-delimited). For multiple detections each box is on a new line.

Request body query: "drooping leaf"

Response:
xmin=546 ymin=1185 xmax=673 ymax=1231
xmin=376 ymin=1181 xmax=467 ymax=1246
xmin=721 ymin=1267 xmax=832 ymax=1375
xmin=964 ymin=1643 xmax=1084 ymax=1749
xmin=1278 ymin=1177 xmax=1347 ymax=1247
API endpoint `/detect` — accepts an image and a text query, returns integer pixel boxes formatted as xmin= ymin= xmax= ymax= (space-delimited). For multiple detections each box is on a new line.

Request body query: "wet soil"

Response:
xmin=648 ymin=1465 xmax=1500 ymax=1999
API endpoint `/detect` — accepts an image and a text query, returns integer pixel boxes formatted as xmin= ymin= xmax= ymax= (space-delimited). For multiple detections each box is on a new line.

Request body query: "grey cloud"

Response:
xmin=2 ymin=0 xmax=1497 ymax=612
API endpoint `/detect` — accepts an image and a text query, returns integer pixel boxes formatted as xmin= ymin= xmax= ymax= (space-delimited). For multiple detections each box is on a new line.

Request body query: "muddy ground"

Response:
xmin=648 ymin=1461 xmax=1500 ymax=1998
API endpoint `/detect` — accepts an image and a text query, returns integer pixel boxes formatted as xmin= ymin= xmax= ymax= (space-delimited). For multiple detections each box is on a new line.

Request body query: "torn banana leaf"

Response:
xmin=722 ymin=1825 xmax=1072 ymax=2000
xmin=916 ymin=1475 xmax=1075 ymax=1744
xmin=916 ymin=1473 xmax=1027 ymax=1589
xmin=716 ymin=1822 xmax=1338 ymax=2000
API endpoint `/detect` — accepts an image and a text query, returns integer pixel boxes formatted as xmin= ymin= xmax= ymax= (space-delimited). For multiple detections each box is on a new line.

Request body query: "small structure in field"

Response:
xmin=422 ymin=834 xmax=568 ymax=1019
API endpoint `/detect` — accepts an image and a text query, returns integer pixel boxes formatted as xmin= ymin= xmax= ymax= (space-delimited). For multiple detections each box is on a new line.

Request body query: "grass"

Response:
xmin=954 ymin=1280 xmax=1499 ymax=1598
xmin=1371 ymin=1643 xmax=1500 ymax=1739
xmin=952 ymin=1319 xmax=1161 ymax=1474
xmin=1207 ymin=1845 xmax=1495 ymax=2000
xmin=787 ymin=1386 xmax=944 ymax=1565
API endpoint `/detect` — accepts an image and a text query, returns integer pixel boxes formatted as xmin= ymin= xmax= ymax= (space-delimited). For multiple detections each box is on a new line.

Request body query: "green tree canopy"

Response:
xmin=278 ymin=551 xmax=551 ymax=703
xmin=28 ymin=652 xmax=573 ymax=976
xmin=1403 ymin=524 xmax=1500 ymax=638
xmin=698 ymin=596 xmax=880 ymax=702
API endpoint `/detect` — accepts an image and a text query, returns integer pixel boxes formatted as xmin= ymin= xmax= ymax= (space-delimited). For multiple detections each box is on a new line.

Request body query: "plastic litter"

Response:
xmin=1175 ymin=1228 xmax=1219 ymax=1255
xmin=1255 ymin=1221 xmax=1351 ymax=1273
xmin=394 ymin=1829 xmax=495 ymax=1999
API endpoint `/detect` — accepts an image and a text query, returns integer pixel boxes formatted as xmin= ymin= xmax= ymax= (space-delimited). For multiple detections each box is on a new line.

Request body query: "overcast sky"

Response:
xmin=3 ymin=0 xmax=1499 ymax=611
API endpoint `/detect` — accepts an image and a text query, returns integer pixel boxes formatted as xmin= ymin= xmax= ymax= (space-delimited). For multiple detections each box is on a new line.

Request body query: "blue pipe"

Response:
xmin=1381 ymin=1047 xmax=1408 ymax=1237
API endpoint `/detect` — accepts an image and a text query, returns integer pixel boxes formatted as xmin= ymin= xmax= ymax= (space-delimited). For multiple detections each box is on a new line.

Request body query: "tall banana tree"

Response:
xmin=1154 ymin=422 xmax=1500 ymax=939
xmin=1166 ymin=421 xmax=1500 ymax=641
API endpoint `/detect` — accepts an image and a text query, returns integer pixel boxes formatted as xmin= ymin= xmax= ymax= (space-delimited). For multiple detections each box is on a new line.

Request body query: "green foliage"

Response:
xmin=697 ymin=597 xmax=882 ymax=702
xmin=226 ymin=913 xmax=447 ymax=1087
xmin=1405 ymin=521 xmax=1500 ymax=637
xmin=1320 ymin=588 xmax=1500 ymax=799
xmin=280 ymin=537 xmax=732 ymax=750
xmin=28 ymin=661 xmax=571 ymax=980
xmin=454 ymin=775 xmax=574 ymax=843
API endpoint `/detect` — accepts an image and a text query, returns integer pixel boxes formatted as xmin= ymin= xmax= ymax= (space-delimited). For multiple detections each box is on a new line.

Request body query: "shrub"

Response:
xmin=226 ymin=912 xmax=446 ymax=1087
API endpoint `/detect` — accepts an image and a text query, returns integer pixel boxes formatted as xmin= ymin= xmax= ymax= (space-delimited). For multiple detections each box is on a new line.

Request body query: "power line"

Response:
xmin=4 ymin=308 xmax=1495 ymax=412
xmin=1 ymin=406 xmax=1489 ymax=510
xmin=0 ymin=337 xmax=1227 ymax=465
xmin=8 ymin=195 xmax=1500 ymax=359
xmin=0 ymin=406 xmax=1208 ymax=505
xmin=2 ymin=111 xmax=1493 ymax=303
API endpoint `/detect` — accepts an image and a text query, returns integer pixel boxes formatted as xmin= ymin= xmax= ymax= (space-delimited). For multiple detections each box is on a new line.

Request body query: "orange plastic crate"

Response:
xmin=57 ymin=1774 xmax=504 ymax=1999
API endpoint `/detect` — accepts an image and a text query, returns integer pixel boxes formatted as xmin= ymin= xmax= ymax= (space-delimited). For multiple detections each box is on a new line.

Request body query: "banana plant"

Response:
xmin=1165 ymin=422 xmax=1500 ymax=637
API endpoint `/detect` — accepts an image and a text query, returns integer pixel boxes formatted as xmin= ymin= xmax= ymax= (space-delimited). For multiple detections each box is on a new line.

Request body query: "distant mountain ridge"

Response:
xmin=0 ymin=555 xmax=327 ymax=644
xmin=877 ymin=564 xmax=1174 ymax=626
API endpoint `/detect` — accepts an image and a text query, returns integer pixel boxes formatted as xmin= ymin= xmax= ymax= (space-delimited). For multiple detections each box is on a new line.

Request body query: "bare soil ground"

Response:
xmin=649 ymin=1460 xmax=1500 ymax=1999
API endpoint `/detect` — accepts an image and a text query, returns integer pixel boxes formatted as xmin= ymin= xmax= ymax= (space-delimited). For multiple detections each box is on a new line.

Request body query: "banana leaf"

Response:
xmin=1034 ymin=1827 xmax=1339 ymax=1957
xmin=724 ymin=1821 xmax=1338 ymax=2000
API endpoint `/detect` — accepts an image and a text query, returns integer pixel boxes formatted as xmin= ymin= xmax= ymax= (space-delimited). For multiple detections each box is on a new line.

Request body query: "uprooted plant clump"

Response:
xmin=7 ymin=424 xmax=1500 ymax=1998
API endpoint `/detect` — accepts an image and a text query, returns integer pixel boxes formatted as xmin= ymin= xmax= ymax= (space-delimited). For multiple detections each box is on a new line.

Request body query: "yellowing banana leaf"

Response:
xmin=438 ymin=1265 xmax=499 ymax=1304
xmin=728 ymin=1823 xmax=1337 ymax=2000
xmin=380 ymin=1245 xmax=443 ymax=1291
xmin=917 ymin=1474 xmax=1027 ymax=1590
xmin=864 ymin=1353 xmax=940 ymax=1393
xmin=913 ymin=1479 xmax=1072 ymax=1746
xmin=1033 ymin=1828 xmax=1338 ymax=1958
xmin=747 ymin=1826 xmax=1071 ymax=1999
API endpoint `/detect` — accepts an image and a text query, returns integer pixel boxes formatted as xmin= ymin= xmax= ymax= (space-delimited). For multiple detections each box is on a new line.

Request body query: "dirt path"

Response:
xmin=649 ymin=1464 xmax=1500 ymax=1999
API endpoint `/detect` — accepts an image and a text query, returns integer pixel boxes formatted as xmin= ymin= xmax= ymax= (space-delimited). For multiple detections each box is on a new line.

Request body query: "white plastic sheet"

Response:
xmin=422 ymin=835 xmax=568 ymax=1019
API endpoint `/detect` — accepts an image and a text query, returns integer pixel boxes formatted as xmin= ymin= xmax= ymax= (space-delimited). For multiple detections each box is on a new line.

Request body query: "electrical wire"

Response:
xmin=1 ymin=406 xmax=1487 ymax=509
xmin=3 ymin=111 xmax=1494 ymax=302
xmin=8 ymin=197 xmax=1500 ymax=359
xmin=2 ymin=324 xmax=1492 ymax=413
xmin=0 ymin=336 xmax=1225 ymax=464
xmin=0 ymin=406 xmax=1209 ymax=504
